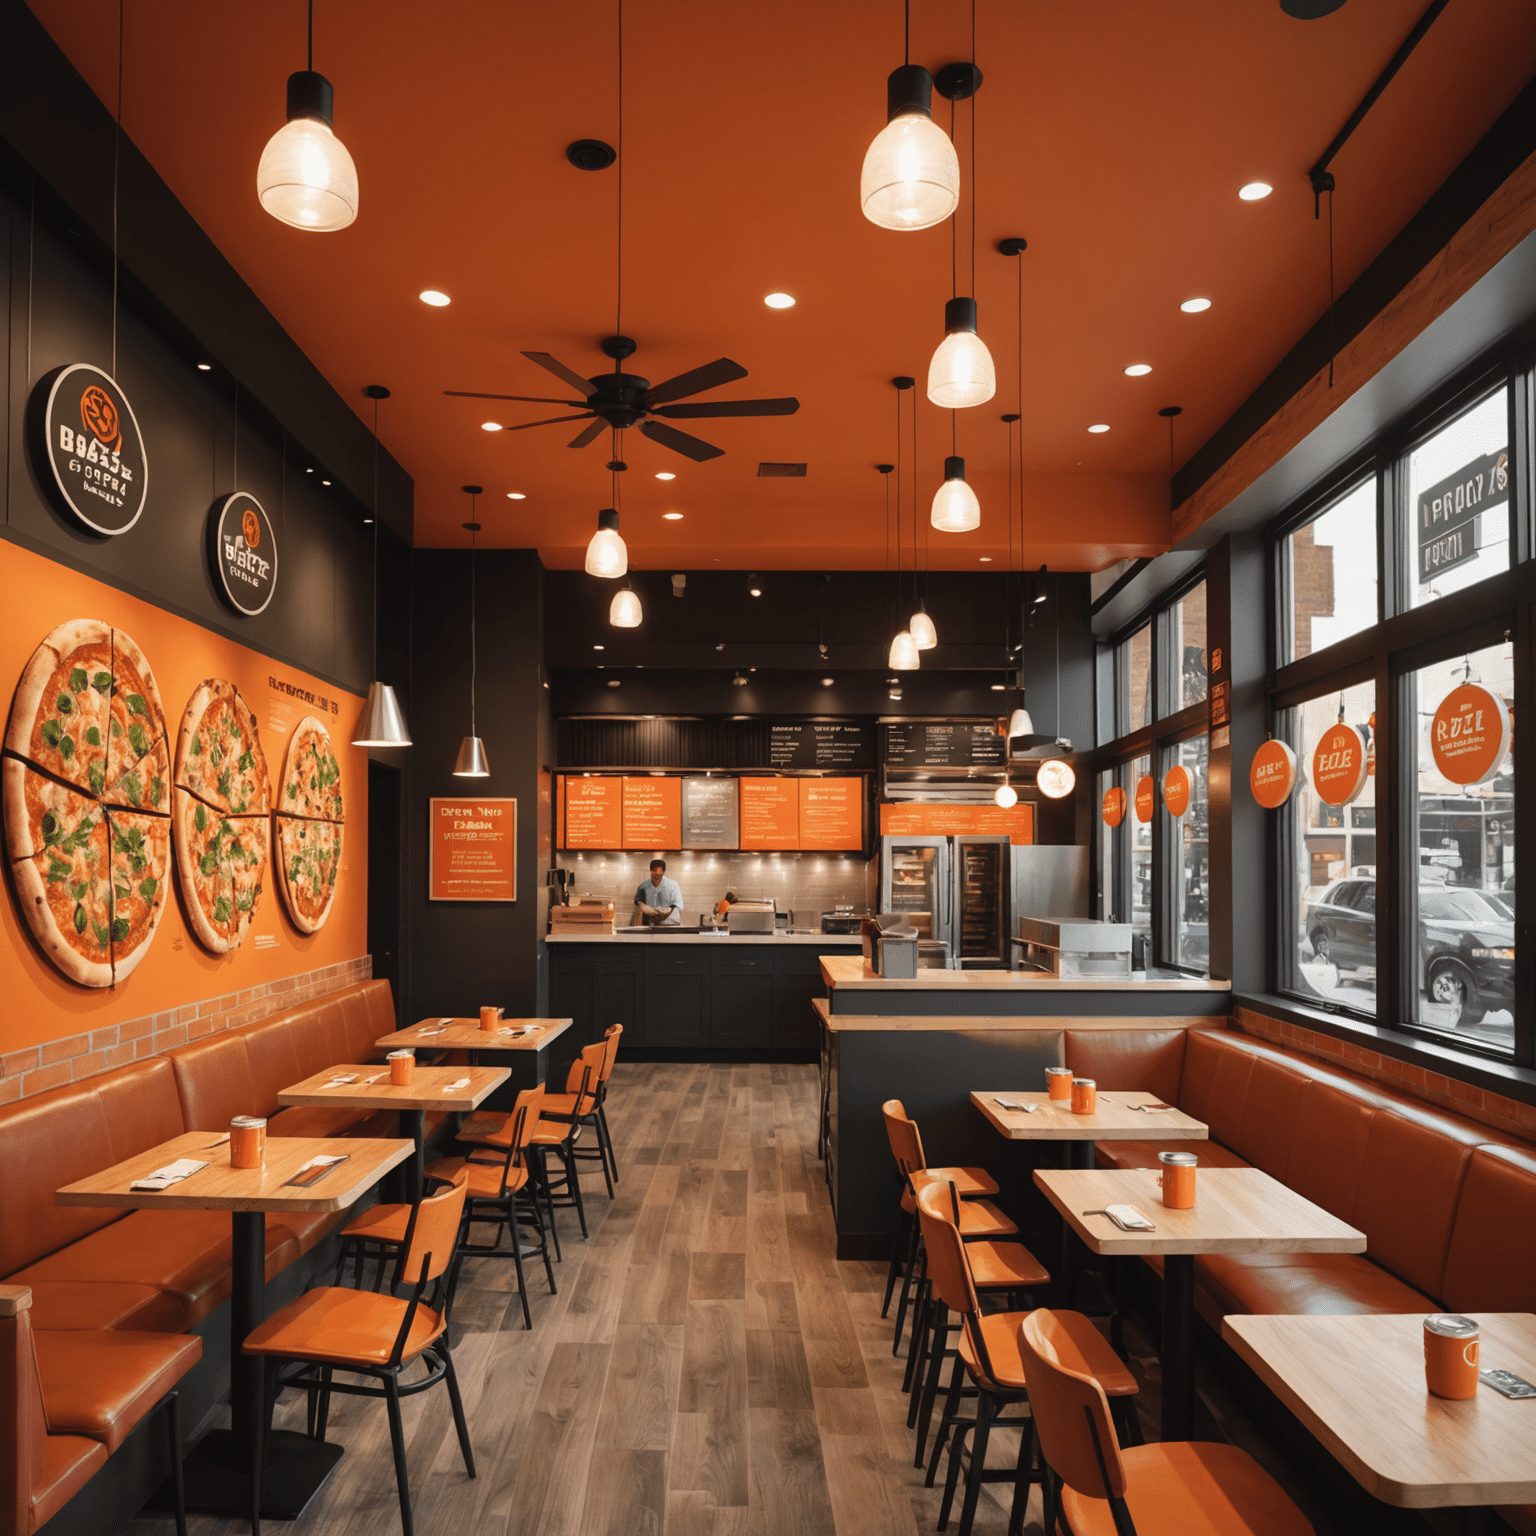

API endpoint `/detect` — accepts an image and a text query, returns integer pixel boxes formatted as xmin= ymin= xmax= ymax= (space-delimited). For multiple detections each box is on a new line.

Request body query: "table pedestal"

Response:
xmin=1057 ymin=1139 xmax=1096 ymax=1307
xmin=1160 ymin=1253 xmax=1195 ymax=1442
xmin=385 ymin=1109 xmax=427 ymax=1204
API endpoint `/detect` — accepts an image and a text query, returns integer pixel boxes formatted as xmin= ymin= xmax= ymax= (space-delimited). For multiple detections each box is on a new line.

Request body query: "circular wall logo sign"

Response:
xmin=1134 ymin=774 xmax=1156 ymax=822
xmin=1102 ymin=786 xmax=1126 ymax=827
xmin=1164 ymin=765 xmax=1192 ymax=818
xmin=1312 ymin=722 xmax=1369 ymax=807
xmin=1250 ymin=739 xmax=1299 ymax=809
xmin=36 ymin=364 xmax=148 ymax=535
xmin=210 ymin=492 xmax=278 ymax=616
xmin=1430 ymin=682 xmax=1510 ymax=786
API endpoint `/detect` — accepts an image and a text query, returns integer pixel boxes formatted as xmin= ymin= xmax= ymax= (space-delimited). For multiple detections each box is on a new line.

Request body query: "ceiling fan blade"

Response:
xmin=639 ymin=420 xmax=724 ymax=462
xmin=503 ymin=413 xmax=595 ymax=431
xmin=522 ymin=351 xmax=598 ymax=398
xmin=643 ymin=358 xmax=748 ymax=406
xmin=445 ymin=390 xmax=583 ymax=405
xmin=653 ymin=397 xmax=800 ymax=419
xmin=568 ymin=419 xmax=608 ymax=449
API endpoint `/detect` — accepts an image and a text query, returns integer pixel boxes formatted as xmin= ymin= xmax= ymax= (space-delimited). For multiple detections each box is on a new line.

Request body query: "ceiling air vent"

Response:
xmin=757 ymin=462 xmax=807 ymax=478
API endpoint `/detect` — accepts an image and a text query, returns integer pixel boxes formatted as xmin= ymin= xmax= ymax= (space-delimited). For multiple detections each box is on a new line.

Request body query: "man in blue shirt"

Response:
xmin=633 ymin=859 xmax=683 ymax=926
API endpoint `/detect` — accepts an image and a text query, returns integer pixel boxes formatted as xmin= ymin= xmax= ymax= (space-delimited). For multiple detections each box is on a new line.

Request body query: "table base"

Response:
xmin=1161 ymin=1253 xmax=1194 ymax=1442
xmin=152 ymin=1428 xmax=344 ymax=1521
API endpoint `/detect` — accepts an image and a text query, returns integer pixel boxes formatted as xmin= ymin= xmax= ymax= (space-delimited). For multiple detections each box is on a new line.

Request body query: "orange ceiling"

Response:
xmin=29 ymin=0 xmax=1536 ymax=571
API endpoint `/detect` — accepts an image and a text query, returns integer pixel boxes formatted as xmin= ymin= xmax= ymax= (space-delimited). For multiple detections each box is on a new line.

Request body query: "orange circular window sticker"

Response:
xmin=1102 ymin=786 xmax=1126 ymax=827
xmin=1312 ymin=722 xmax=1369 ymax=807
xmin=80 ymin=385 xmax=121 ymax=450
xmin=1250 ymin=739 xmax=1298 ymax=809
xmin=1164 ymin=765 xmax=1192 ymax=817
xmin=1134 ymin=775 xmax=1156 ymax=822
xmin=1431 ymin=682 xmax=1510 ymax=786
xmin=242 ymin=507 xmax=262 ymax=548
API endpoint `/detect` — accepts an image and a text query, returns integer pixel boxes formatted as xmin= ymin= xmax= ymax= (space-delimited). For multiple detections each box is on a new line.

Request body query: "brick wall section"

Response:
xmin=0 ymin=956 xmax=373 ymax=1106
xmin=1233 ymin=1004 xmax=1536 ymax=1142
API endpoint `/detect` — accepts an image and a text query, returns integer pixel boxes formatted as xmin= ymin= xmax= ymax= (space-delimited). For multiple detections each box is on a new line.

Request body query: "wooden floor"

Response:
xmin=138 ymin=1063 xmax=1436 ymax=1536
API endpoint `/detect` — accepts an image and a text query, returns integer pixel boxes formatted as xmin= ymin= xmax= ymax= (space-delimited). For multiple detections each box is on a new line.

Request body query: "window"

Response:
xmin=1409 ymin=639 xmax=1515 ymax=1054
xmin=1125 ymin=624 xmax=1151 ymax=734
xmin=1095 ymin=767 xmax=1116 ymax=922
xmin=1166 ymin=734 xmax=1209 ymax=972
xmin=1406 ymin=390 xmax=1510 ymax=609
xmin=1283 ymin=480 xmax=1377 ymax=661
xmin=1129 ymin=752 xmax=1152 ymax=958
xmin=1171 ymin=582 xmax=1208 ymax=711
xmin=1281 ymin=677 xmax=1377 ymax=1014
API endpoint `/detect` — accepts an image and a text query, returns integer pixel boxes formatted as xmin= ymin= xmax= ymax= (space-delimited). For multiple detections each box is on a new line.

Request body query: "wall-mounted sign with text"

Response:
xmin=35 ymin=364 xmax=149 ymax=536
xmin=210 ymin=492 xmax=279 ymax=616
xmin=1430 ymin=682 xmax=1510 ymax=786
xmin=429 ymin=796 xmax=516 ymax=901
xmin=1417 ymin=447 xmax=1508 ymax=584
xmin=1312 ymin=722 xmax=1369 ymax=807
xmin=883 ymin=719 xmax=1005 ymax=768
xmin=1249 ymin=739 xmax=1299 ymax=809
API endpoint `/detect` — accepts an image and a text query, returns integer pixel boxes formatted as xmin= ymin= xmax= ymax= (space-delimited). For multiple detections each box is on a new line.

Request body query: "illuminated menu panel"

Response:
xmin=797 ymin=778 xmax=863 ymax=850
xmin=739 ymin=778 xmax=799 ymax=849
xmin=622 ymin=776 xmax=682 ymax=849
xmin=681 ymin=776 xmax=739 ymax=848
xmin=561 ymin=776 xmax=623 ymax=849
xmin=879 ymin=802 xmax=1034 ymax=846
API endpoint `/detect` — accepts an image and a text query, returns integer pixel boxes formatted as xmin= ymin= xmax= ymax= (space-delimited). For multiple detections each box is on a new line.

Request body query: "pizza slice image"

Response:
xmin=172 ymin=786 xmax=234 ymax=952
xmin=102 ymin=732 xmax=169 ymax=813
xmin=175 ymin=680 xmax=270 ymax=817
xmin=280 ymin=715 xmax=343 ymax=822
xmin=5 ymin=620 xmax=113 ymax=797
xmin=275 ymin=814 xmax=342 ymax=934
xmin=103 ymin=628 xmax=169 ymax=797
xmin=224 ymin=814 xmax=269 ymax=948
xmin=105 ymin=808 xmax=171 ymax=982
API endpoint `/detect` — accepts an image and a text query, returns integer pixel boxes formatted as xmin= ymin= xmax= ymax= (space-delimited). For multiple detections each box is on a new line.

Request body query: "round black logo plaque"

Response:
xmin=37 ymin=364 xmax=149 ymax=535
xmin=209 ymin=492 xmax=278 ymax=616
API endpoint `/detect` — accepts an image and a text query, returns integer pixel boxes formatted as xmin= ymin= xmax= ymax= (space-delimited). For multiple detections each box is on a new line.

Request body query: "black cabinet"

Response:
xmin=774 ymin=950 xmax=826 ymax=1050
xmin=645 ymin=950 xmax=710 ymax=1047
xmin=549 ymin=947 xmax=643 ymax=1073
xmin=715 ymin=969 xmax=775 ymax=1043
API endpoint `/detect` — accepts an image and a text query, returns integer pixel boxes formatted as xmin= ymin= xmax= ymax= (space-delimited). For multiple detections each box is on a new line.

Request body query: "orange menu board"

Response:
xmin=879 ymin=802 xmax=1035 ymax=846
xmin=622 ymin=776 xmax=682 ymax=849
xmin=797 ymin=778 xmax=863 ymax=850
xmin=562 ymin=776 xmax=623 ymax=848
xmin=429 ymin=797 xmax=516 ymax=901
xmin=739 ymin=778 xmax=799 ymax=849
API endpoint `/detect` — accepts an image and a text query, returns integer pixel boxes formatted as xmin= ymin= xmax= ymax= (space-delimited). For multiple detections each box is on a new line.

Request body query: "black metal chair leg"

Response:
xmin=914 ymin=1301 xmax=950 ymax=1468
xmin=892 ymin=1218 xmax=921 ymax=1355
xmin=509 ymin=1203 xmax=533 ymax=1329
xmin=315 ymin=1365 xmax=333 ymax=1441
xmin=598 ymin=1104 xmax=619 ymax=1184
xmin=903 ymin=1274 xmax=931 ymax=1398
xmin=1006 ymin=1413 xmax=1036 ymax=1536
xmin=440 ymin=1342 xmax=477 ymax=1478
xmin=928 ymin=1349 xmax=967 ymax=1487
xmin=938 ymin=1418 xmax=971 ymax=1531
xmin=956 ymin=1390 xmax=995 ymax=1536
xmin=564 ymin=1142 xmax=589 ymax=1237
xmin=881 ymin=1207 xmax=909 ymax=1318
xmin=384 ymin=1373 xmax=415 ymax=1536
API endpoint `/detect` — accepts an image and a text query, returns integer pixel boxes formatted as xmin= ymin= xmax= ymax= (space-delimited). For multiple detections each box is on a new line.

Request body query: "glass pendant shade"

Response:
xmin=888 ymin=630 xmax=921 ymax=671
xmin=352 ymin=681 xmax=411 ymax=746
xmin=860 ymin=66 xmax=959 ymax=231
xmin=932 ymin=456 xmax=981 ymax=532
xmin=927 ymin=298 xmax=995 ymax=408
xmin=1037 ymin=758 xmax=1076 ymax=799
xmin=993 ymin=781 xmax=1018 ymax=808
xmin=609 ymin=587 xmax=643 ymax=627
xmin=1006 ymin=706 xmax=1033 ymax=738
xmin=452 ymin=735 xmax=490 ymax=777
xmin=909 ymin=607 xmax=937 ymax=650
xmin=257 ymin=73 xmax=358 ymax=231
xmin=585 ymin=509 xmax=627 ymax=578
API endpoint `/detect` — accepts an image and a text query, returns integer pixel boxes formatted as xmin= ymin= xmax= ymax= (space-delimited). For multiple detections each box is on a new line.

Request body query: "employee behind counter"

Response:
xmin=632 ymin=858 xmax=683 ymax=927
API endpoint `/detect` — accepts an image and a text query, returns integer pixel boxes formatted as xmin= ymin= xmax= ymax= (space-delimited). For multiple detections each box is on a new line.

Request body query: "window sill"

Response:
xmin=1232 ymin=992 xmax=1536 ymax=1109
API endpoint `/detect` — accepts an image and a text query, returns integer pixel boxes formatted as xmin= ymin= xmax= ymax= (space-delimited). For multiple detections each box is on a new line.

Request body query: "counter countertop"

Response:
xmin=546 ymin=931 xmax=864 ymax=946
xmin=812 ymin=999 xmax=1232 ymax=1032
xmin=818 ymin=955 xmax=1232 ymax=993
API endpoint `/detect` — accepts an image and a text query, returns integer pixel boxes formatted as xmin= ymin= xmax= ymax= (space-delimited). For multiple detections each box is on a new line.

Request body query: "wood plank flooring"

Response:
xmin=133 ymin=1063 xmax=1430 ymax=1536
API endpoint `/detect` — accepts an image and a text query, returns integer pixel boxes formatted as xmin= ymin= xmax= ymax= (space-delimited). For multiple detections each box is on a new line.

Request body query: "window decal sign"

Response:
xmin=1134 ymin=775 xmax=1156 ymax=823
xmin=210 ymin=493 xmax=278 ymax=616
xmin=1312 ymin=722 xmax=1369 ymax=806
xmin=1101 ymin=786 xmax=1126 ymax=827
xmin=1416 ymin=447 xmax=1508 ymax=583
xmin=35 ymin=364 xmax=149 ymax=535
xmin=1249 ymin=739 xmax=1299 ymax=809
xmin=1430 ymin=682 xmax=1510 ymax=786
xmin=1163 ymin=765 xmax=1192 ymax=818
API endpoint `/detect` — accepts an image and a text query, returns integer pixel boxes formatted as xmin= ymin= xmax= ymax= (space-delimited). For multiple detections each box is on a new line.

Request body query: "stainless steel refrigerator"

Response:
xmin=878 ymin=834 xmax=1011 ymax=969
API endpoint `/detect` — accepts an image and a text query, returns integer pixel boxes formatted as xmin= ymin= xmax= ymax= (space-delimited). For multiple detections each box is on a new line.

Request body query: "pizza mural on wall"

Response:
xmin=275 ymin=715 xmax=344 ymax=934
xmin=172 ymin=680 xmax=271 ymax=953
xmin=2 ymin=620 xmax=171 ymax=987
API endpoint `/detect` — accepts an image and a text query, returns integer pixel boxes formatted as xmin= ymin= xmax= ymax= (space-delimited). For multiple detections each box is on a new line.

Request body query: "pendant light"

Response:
xmin=609 ymin=582 xmax=642 ymax=627
xmin=1037 ymin=758 xmax=1075 ymax=799
xmin=585 ymin=509 xmax=627 ymax=578
xmin=932 ymin=454 xmax=980 ymax=532
xmin=452 ymin=487 xmax=489 ymax=777
xmin=994 ymin=778 xmax=1017 ymax=808
xmin=888 ymin=630 xmax=920 ymax=671
xmin=860 ymin=2 xmax=959 ymax=231
xmin=909 ymin=603 xmax=937 ymax=650
xmin=352 ymin=386 xmax=412 ymax=747
xmin=257 ymin=0 xmax=358 ymax=232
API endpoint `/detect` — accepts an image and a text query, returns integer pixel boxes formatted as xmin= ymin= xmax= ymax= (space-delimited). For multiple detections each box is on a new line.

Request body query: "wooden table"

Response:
xmin=377 ymin=1017 xmax=572 ymax=1109
xmin=57 ymin=1131 xmax=411 ymax=1520
xmin=1224 ymin=1312 xmax=1536 ymax=1518
xmin=972 ymin=1089 xmax=1208 ymax=1168
xmin=1034 ymin=1165 xmax=1365 ymax=1442
xmin=277 ymin=1063 xmax=509 ymax=1201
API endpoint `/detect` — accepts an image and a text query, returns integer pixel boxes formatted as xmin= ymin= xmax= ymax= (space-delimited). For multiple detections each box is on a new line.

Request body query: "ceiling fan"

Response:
xmin=445 ymin=334 xmax=799 ymax=462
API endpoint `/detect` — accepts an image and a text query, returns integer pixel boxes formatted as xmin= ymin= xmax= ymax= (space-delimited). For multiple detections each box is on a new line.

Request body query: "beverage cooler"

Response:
xmin=878 ymin=834 xmax=1011 ymax=968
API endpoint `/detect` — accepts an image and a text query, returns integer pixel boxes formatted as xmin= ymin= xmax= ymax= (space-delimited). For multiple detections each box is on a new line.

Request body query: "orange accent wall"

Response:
xmin=0 ymin=539 xmax=367 ymax=1054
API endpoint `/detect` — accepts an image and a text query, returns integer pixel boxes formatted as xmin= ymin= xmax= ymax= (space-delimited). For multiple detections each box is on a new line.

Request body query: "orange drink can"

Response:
xmin=479 ymin=1005 xmax=502 ymax=1032
xmin=1070 ymin=1078 xmax=1097 ymax=1115
xmin=230 ymin=1115 xmax=266 ymax=1170
xmin=1424 ymin=1314 xmax=1480 ymax=1399
xmin=1157 ymin=1150 xmax=1197 ymax=1208
xmin=388 ymin=1049 xmax=414 ymax=1086
xmin=1045 ymin=1066 xmax=1074 ymax=1101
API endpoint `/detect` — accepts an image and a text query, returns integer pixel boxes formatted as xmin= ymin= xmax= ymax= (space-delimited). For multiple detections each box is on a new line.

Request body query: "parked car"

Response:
xmin=1304 ymin=877 xmax=1514 ymax=1027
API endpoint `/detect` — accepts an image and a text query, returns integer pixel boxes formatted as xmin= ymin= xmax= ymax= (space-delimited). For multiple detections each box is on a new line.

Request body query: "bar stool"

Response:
xmin=527 ymin=1047 xmax=603 ymax=1247
xmin=540 ymin=1024 xmax=622 ymax=1195
xmin=1018 ymin=1309 xmax=1313 ymax=1536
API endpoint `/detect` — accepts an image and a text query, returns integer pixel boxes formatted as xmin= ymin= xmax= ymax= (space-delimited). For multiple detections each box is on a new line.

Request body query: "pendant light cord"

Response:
xmin=970 ymin=0 xmax=977 ymax=297
xmin=232 ymin=379 xmax=239 ymax=489
xmin=903 ymin=0 xmax=909 ymax=65
xmin=469 ymin=494 xmax=478 ymax=734
xmin=892 ymin=385 xmax=901 ymax=636
xmin=1325 ymin=184 xmax=1336 ymax=388
xmin=111 ymin=0 xmax=122 ymax=378
xmin=615 ymin=0 xmax=624 ymax=348
xmin=370 ymin=397 xmax=380 ymax=677
xmin=307 ymin=0 xmax=314 ymax=72
xmin=950 ymin=98 xmax=957 ymax=302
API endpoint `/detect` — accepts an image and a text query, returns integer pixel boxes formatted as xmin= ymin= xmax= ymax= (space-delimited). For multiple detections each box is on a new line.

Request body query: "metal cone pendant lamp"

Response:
xmin=861 ymin=64 xmax=959 ymax=231
xmin=585 ymin=509 xmax=627 ymax=578
xmin=453 ymin=488 xmax=489 ymax=777
xmin=257 ymin=0 xmax=358 ymax=231
xmin=353 ymin=386 xmax=411 ymax=748
xmin=931 ymin=455 xmax=980 ymax=532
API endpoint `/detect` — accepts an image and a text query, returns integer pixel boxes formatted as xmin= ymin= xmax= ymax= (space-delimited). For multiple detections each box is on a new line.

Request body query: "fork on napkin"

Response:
xmin=993 ymin=1098 xmax=1039 ymax=1113
xmin=132 ymin=1158 xmax=208 ymax=1192
xmin=284 ymin=1154 xmax=351 ymax=1188
xmin=441 ymin=1078 xmax=472 ymax=1093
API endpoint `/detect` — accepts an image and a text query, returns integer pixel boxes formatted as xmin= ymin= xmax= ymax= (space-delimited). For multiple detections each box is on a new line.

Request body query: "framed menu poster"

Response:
xmin=429 ymin=797 xmax=516 ymax=902
xmin=739 ymin=778 xmax=798 ymax=849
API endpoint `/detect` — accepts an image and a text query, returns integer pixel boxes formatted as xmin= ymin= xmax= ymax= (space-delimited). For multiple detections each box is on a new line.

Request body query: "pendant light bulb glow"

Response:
xmin=909 ymin=606 xmax=937 ymax=650
xmin=1037 ymin=758 xmax=1076 ymax=799
xmin=585 ymin=509 xmax=627 ymax=578
xmin=452 ymin=735 xmax=490 ymax=777
xmin=927 ymin=298 xmax=995 ymax=409
xmin=1006 ymin=706 xmax=1033 ymax=738
xmin=888 ymin=630 xmax=921 ymax=671
xmin=860 ymin=66 xmax=960 ymax=231
xmin=993 ymin=781 xmax=1017 ymax=809
xmin=931 ymin=456 xmax=981 ymax=532
xmin=257 ymin=73 xmax=358 ymax=231
xmin=609 ymin=586 xmax=642 ymax=628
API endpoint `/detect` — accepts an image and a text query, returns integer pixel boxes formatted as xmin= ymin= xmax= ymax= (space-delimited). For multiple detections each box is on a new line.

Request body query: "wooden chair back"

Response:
xmin=1018 ymin=1310 xmax=1128 ymax=1503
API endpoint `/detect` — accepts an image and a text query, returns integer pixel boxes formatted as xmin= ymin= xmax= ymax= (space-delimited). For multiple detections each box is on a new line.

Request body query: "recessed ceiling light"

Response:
xmin=1180 ymin=297 xmax=1212 ymax=313
xmin=764 ymin=292 xmax=796 ymax=309
xmin=749 ymin=585 xmax=762 ymax=596
xmin=1124 ymin=364 xmax=1152 ymax=377
xmin=821 ymin=677 xmax=835 ymax=686
xmin=321 ymin=479 xmax=332 ymax=486
xmin=506 ymin=491 xmax=526 ymax=500
xmin=979 ymin=556 xmax=992 ymax=562
xmin=481 ymin=421 xmax=502 ymax=432
xmin=989 ymin=683 xmax=1005 ymax=691
xmin=1239 ymin=181 xmax=1272 ymax=201
xmin=655 ymin=471 xmax=675 ymax=481
xmin=305 ymin=467 xmax=314 ymax=474
xmin=593 ymin=644 xmax=605 ymax=651
xmin=419 ymin=289 xmax=451 ymax=307
xmin=663 ymin=512 xmax=684 ymax=520
xmin=196 ymin=362 xmax=211 ymax=371
xmin=607 ymin=679 xmax=621 ymax=687
xmin=1088 ymin=423 xmax=1110 ymax=434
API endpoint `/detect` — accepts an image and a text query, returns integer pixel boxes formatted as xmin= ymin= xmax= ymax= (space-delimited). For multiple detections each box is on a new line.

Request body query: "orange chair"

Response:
xmin=915 ymin=1192 xmax=1139 ymax=1536
xmin=333 ymin=1166 xmax=470 ymax=1293
xmin=527 ymin=1047 xmax=604 ymax=1246
xmin=243 ymin=1178 xmax=474 ymax=1536
xmin=427 ymin=1089 xmax=556 ymax=1329
xmin=541 ymin=1024 xmax=622 ymax=1194
xmin=1018 ymin=1309 xmax=1313 ymax=1536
